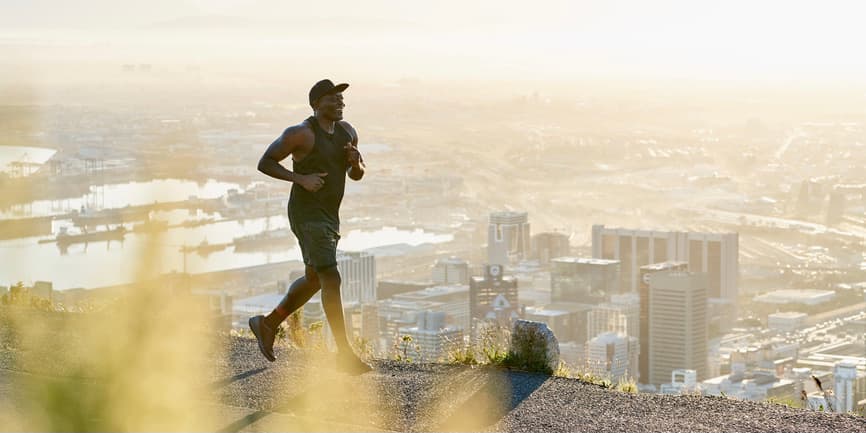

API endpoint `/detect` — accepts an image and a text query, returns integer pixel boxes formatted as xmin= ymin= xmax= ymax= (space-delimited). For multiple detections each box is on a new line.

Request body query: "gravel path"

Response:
xmin=2 ymin=316 xmax=865 ymax=432
xmin=210 ymin=336 xmax=866 ymax=433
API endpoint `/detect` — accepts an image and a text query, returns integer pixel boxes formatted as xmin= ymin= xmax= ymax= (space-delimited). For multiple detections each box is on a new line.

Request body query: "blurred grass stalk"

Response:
xmin=2 ymin=223 xmax=216 ymax=430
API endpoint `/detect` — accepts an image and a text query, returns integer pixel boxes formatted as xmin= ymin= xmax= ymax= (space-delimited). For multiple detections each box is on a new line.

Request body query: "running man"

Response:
xmin=249 ymin=79 xmax=370 ymax=373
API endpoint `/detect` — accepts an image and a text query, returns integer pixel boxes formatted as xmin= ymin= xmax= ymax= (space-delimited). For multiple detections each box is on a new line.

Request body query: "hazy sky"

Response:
xmin=2 ymin=0 xmax=866 ymax=82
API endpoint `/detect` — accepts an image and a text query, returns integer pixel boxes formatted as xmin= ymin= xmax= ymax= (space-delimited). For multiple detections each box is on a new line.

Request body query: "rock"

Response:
xmin=509 ymin=319 xmax=560 ymax=374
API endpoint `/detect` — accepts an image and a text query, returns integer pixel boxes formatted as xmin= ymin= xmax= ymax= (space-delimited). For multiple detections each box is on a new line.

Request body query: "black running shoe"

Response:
xmin=248 ymin=315 xmax=276 ymax=362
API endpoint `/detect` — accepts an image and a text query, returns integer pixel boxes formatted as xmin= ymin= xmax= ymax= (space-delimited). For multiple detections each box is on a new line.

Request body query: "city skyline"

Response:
xmin=3 ymin=2 xmax=866 ymax=425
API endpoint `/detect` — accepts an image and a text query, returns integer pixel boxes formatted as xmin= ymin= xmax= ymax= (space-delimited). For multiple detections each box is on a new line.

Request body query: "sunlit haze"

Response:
xmin=2 ymin=0 xmax=866 ymax=431
xmin=3 ymin=0 xmax=866 ymax=91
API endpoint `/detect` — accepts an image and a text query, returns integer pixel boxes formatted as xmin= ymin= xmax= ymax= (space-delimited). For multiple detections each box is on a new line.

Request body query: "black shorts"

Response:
xmin=289 ymin=219 xmax=341 ymax=271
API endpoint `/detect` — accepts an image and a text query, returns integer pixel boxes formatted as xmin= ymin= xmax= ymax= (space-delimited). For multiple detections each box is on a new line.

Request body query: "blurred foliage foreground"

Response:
xmin=0 ymin=281 xmax=219 ymax=431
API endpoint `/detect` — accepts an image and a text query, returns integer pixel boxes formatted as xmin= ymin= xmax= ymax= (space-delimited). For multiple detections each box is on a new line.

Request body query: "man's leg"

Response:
xmin=264 ymin=265 xmax=321 ymax=329
xmin=317 ymin=266 xmax=351 ymax=353
xmin=318 ymin=266 xmax=372 ymax=373
xmin=250 ymin=265 xmax=320 ymax=362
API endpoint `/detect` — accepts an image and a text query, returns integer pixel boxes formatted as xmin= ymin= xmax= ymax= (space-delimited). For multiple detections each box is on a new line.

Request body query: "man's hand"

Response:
xmin=296 ymin=172 xmax=328 ymax=192
xmin=345 ymin=141 xmax=362 ymax=167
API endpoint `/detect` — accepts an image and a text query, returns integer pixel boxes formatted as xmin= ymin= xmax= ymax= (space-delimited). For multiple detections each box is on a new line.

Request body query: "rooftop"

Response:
xmin=768 ymin=312 xmax=809 ymax=319
xmin=754 ymin=290 xmax=836 ymax=305
xmin=552 ymin=257 xmax=620 ymax=266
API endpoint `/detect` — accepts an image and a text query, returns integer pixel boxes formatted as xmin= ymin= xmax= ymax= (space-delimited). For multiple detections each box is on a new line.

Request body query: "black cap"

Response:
xmin=309 ymin=79 xmax=349 ymax=106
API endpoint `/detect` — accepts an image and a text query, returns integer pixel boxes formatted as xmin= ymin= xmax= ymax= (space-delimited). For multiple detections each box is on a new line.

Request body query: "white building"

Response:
xmin=660 ymin=369 xmax=700 ymax=395
xmin=835 ymin=360 xmax=859 ymax=413
xmin=488 ymin=211 xmax=531 ymax=266
xmin=337 ymin=250 xmax=376 ymax=304
xmin=377 ymin=298 xmax=442 ymax=351
xmin=587 ymin=293 xmax=640 ymax=341
xmin=767 ymin=312 xmax=809 ymax=333
xmin=648 ymin=271 xmax=708 ymax=386
xmin=432 ymin=256 xmax=470 ymax=285
xmin=393 ymin=284 xmax=470 ymax=332
xmin=701 ymin=371 xmax=795 ymax=401
xmin=401 ymin=310 xmax=464 ymax=362
xmin=591 ymin=224 xmax=738 ymax=305
xmin=585 ymin=332 xmax=639 ymax=382
xmin=753 ymin=289 xmax=835 ymax=306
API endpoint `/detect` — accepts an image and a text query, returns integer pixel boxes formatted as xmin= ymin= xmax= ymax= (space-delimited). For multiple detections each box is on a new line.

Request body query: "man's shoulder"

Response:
xmin=337 ymin=120 xmax=357 ymax=138
xmin=283 ymin=121 xmax=315 ymax=141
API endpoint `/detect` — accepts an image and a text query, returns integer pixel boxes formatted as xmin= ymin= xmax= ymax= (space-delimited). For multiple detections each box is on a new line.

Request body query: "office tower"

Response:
xmin=587 ymin=292 xmax=640 ymax=341
xmin=432 ymin=256 xmax=470 ymax=285
xmin=585 ymin=332 xmax=639 ymax=382
xmin=402 ymin=310 xmax=464 ymax=362
xmin=834 ymin=361 xmax=858 ymax=413
xmin=525 ymin=302 xmax=593 ymax=344
xmin=488 ymin=211 xmax=531 ymax=266
xmin=532 ymin=232 xmax=570 ymax=265
xmin=392 ymin=285 xmax=470 ymax=331
xmin=376 ymin=299 xmax=434 ymax=350
xmin=592 ymin=224 xmax=738 ymax=329
xmin=648 ymin=271 xmax=708 ymax=386
xmin=469 ymin=264 xmax=520 ymax=338
xmin=638 ymin=261 xmax=688 ymax=383
xmin=550 ymin=257 xmax=620 ymax=304
xmin=337 ymin=251 xmax=376 ymax=304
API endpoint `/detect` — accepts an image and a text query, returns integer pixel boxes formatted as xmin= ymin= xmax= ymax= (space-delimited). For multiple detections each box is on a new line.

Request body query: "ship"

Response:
xmin=71 ymin=206 xmax=150 ymax=228
xmin=39 ymin=226 xmax=127 ymax=246
xmin=179 ymin=239 xmax=229 ymax=257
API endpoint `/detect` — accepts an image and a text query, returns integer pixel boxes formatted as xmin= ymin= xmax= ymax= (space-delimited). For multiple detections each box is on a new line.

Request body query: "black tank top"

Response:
xmin=288 ymin=117 xmax=350 ymax=224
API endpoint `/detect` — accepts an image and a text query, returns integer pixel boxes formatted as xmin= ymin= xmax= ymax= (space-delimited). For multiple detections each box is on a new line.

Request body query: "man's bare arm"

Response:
xmin=258 ymin=126 xmax=328 ymax=192
xmin=258 ymin=126 xmax=306 ymax=182
xmin=342 ymin=121 xmax=365 ymax=181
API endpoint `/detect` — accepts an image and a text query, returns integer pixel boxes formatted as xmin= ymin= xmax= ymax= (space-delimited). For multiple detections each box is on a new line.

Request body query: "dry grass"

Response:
xmin=1 ymin=230 xmax=217 ymax=430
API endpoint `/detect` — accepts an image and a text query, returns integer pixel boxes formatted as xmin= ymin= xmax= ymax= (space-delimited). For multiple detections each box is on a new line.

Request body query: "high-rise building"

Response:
xmin=551 ymin=257 xmax=621 ymax=304
xmin=834 ymin=360 xmax=859 ymax=413
xmin=585 ymin=332 xmax=639 ymax=382
xmin=591 ymin=224 xmax=738 ymax=302
xmin=469 ymin=264 xmax=520 ymax=338
xmin=525 ymin=302 xmax=593 ymax=344
xmin=488 ymin=211 xmax=531 ymax=266
xmin=587 ymin=293 xmax=640 ymax=341
xmin=402 ymin=310 xmax=464 ymax=362
xmin=532 ymin=232 xmax=570 ymax=265
xmin=376 ymin=298 xmax=440 ymax=350
xmin=432 ymin=256 xmax=470 ymax=285
xmin=638 ymin=261 xmax=688 ymax=383
xmin=337 ymin=251 xmax=376 ymax=304
xmin=648 ymin=271 xmax=708 ymax=386
xmin=592 ymin=224 xmax=737 ymax=336
xmin=392 ymin=284 xmax=470 ymax=331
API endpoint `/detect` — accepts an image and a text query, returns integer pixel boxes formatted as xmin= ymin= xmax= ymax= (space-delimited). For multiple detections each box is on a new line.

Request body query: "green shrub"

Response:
xmin=392 ymin=334 xmax=420 ymax=363
xmin=353 ymin=335 xmax=374 ymax=361
xmin=447 ymin=345 xmax=480 ymax=366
